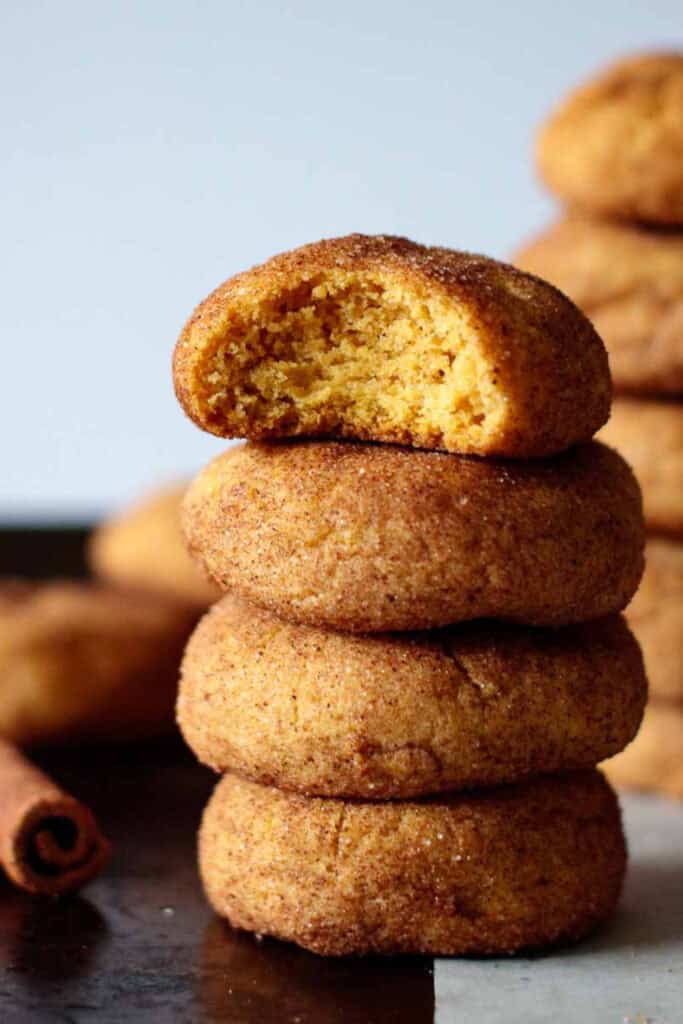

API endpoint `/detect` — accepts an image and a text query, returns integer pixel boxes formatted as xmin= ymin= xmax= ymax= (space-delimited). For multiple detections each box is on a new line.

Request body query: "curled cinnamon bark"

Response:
xmin=0 ymin=740 xmax=110 ymax=895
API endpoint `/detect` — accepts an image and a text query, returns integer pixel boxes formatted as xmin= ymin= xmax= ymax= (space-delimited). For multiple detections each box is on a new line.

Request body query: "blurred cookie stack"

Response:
xmin=515 ymin=52 xmax=683 ymax=799
xmin=174 ymin=233 xmax=646 ymax=957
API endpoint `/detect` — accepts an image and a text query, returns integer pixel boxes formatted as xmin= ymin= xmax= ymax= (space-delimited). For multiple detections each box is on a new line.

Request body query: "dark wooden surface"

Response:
xmin=0 ymin=529 xmax=435 ymax=1023
xmin=0 ymin=526 xmax=91 ymax=580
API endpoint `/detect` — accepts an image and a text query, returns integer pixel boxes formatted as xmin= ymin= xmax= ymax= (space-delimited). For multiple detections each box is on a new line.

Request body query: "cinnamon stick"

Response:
xmin=0 ymin=739 xmax=110 ymax=895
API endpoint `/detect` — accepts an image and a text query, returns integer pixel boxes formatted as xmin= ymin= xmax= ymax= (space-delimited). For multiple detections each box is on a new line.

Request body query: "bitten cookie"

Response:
xmin=626 ymin=539 xmax=683 ymax=702
xmin=0 ymin=580 xmax=198 ymax=746
xmin=178 ymin=596 xmax=646 ymax=798
xmin=514 ymin=216 xmax=683 ymax=396
xmin=537 ymin=52 xmax=683 ymax=224
xmin=182 ymin=440 xmax=644 ymax=632
xmin=603 ymin=701 xmax=683 ymax=800
xmin=199 ymin=771 xmax=626 ymax=956
xmin=89 ymin=484 xmax=220 ymax=609
xmin=598 ymin=399 xmax=683 ymax=536
xmin=173 ymin=234 xmax=610 ymax=458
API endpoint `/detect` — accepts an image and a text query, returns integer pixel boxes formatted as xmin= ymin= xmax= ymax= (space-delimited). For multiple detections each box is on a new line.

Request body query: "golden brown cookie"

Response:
xmin=537 ymin=52 xmax=683 ymax=224
xmin=179 ymin=596 xmax=646 ymax=798
xmin=183 ymin=440 xmax=644 ymax=632
xmin=199 ymin=771 xmax=625 ymax=956
xmin=0 ymin=580 xmax=198 ymax=747
xmin=514 ymin=216 xmax=683 ymax=395
xmin=626 ymin=538 xmax=683 ymax=702
xmin=173 ymin=234 xmax=610 ymax=458
xmin=598 ymin=398 xmax=683 ymax=536
xmin=89 ymin=484 xmax=221 ymax=609
xmin=603 ymin=701 xmax=683 ymax=800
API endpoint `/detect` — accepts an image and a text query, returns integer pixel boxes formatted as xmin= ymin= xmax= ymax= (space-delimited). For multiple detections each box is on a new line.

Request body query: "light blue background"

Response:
xmin=2 ymin=1 xmax=680 ymax=519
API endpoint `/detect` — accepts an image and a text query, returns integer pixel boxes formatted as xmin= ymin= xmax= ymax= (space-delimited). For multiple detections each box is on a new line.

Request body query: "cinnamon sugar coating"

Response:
xmin=199 ymin=771 xmax=626 ymax=956
xmin=537 ymin=52 xmax=683 ymax=224
xmin=178 ymin=596 xmax=646 ymax=798
xmin=173 ymin=234 xmax=610 ymax=458
xmin=514 ymin=216 xmax=683 ymax=396
xmin=182 ymin=440 xmax=644 ymax=632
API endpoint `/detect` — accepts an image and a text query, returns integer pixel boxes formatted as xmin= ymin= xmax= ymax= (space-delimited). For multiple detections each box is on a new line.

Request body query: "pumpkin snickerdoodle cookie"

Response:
xmin=89 ymin=484 xmax=220 ymax=610
xmin=514 ymin=215 xmax=683 ymax=396
xmin=598 ymin=398 xmax=683 ymax=536
xmin=537 ymin=52 xmax=683 ymax=225
xmin=182 ymin=440 xmax=644 ymax=633
xmin=0 ymin=580 xmax=197 ymax=747
xmin=173 ymin=234 xmax=610 ymax=458
xmin=178 ymin=597 xmax=646 ymax=799
xmin=199 ymin=771 xmax=626 ymax=957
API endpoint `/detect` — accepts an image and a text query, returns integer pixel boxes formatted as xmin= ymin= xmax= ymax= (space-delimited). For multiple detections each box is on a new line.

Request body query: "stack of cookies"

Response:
xmin=174 ymin=234 xmax=647 ymax=956
xmin=515 ymin=52 xmax=683 ymax=799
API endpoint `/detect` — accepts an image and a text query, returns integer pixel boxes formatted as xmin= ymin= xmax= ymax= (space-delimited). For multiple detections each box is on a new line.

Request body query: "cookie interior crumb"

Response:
xmin=197 ymin=271 xmax=506 ymax=452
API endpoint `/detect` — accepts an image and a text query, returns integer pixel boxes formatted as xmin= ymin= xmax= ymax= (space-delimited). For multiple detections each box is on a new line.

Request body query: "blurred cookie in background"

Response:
xmin=598 ymin=399 xmax=683 ymax=537
xmin=0 ymin=579 xmax=198 ymax=747
xmin=626 ymin=538 xmax=683 ymax=704
xmin=604 ymin=540 xmax=682 ymax=800
xmin=525 ymin=51 xmax=683 ymax=804
xmin=536 ymin=52 xmax=683 ymax=225
xmin=514 ymin=215 xmax=683 ymax=396
xmin=603 ymin=702 xmax=683 ymax=801
xmin=89 ymin=483 xmax=221 ymax=610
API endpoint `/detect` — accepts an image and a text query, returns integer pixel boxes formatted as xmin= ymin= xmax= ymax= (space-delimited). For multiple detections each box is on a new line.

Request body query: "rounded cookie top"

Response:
xmin=174 ymin=234 xmax=610 ymax=457
xmin=182 ymin=440 xmax=644 ymax=632
xmin=626 ymin=538 xmax=683 ymax=702
xmin=199 ymin=770 xmax=625 ymax=957
xmin=514 ymin=216 xmax=683 ymax=396
xmin=0 ymin=579 xmax=198 ymax=746
xmin=178 ymin=595 xmax=646 ymax=798
xmin=598 ymin=398 xmax=683 ymax=537
xmin=89 ymin=483 xmax=220 ymax=609
xmin=537 ymin=52 xmax=683 ymax=224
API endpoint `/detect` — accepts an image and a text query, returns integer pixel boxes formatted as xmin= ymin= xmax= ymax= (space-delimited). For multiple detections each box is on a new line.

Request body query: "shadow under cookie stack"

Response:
xmin=515 ymin=51 xmax=683 ymax=800
xmin=174 ymin=234 xmax=647 ymax=957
